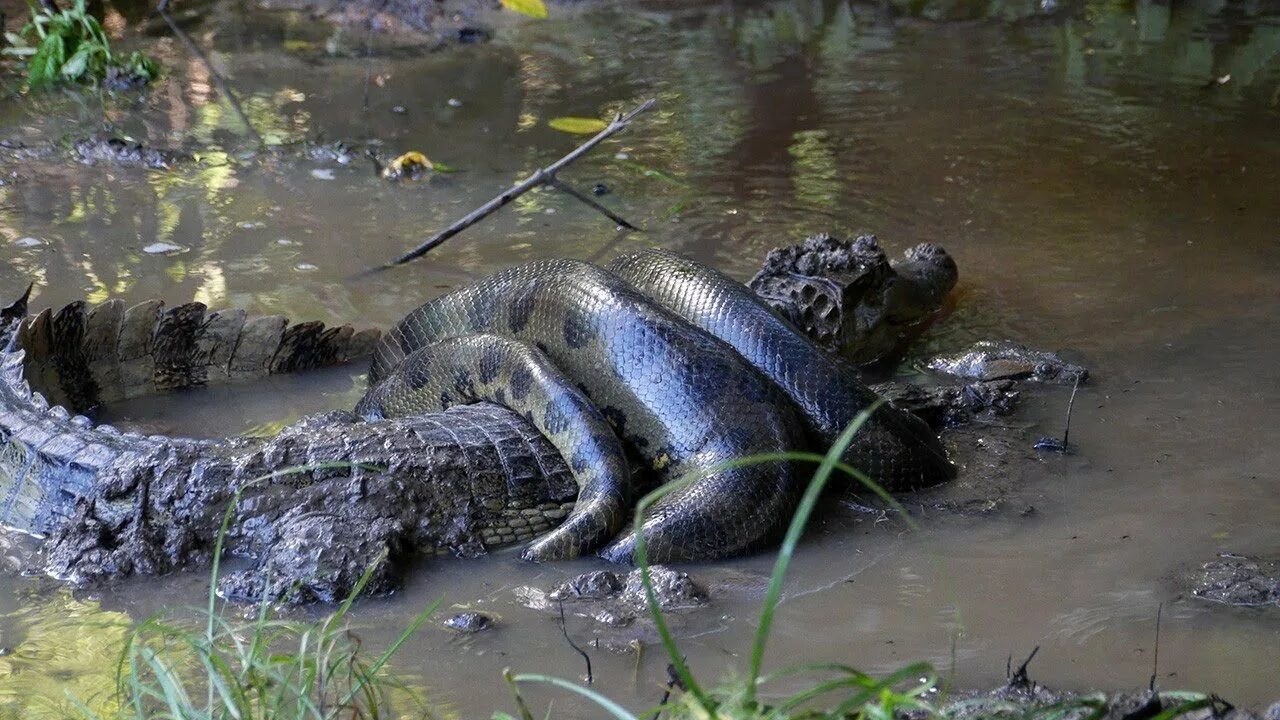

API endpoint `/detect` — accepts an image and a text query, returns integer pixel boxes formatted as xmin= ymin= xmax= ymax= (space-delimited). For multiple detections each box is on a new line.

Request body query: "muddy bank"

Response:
xmin=256 ymin=0 xmax=499 ymax=45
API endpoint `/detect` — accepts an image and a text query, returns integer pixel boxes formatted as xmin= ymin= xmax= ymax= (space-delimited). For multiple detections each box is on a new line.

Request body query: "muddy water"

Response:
xmin=2 ymin=0 xmax=1279 ymax=714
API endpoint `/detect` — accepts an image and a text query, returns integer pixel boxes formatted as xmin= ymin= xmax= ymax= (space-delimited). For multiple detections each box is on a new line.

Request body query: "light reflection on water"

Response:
xmin=0 ymin=0 xmax=1278 ymax=714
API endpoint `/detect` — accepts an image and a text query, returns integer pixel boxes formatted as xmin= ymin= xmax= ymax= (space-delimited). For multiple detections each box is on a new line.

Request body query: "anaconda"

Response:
xmin=0 ymin=234 xmax=961 ymax=601
xmin=367 ymin=253 xmax=954 ymax=564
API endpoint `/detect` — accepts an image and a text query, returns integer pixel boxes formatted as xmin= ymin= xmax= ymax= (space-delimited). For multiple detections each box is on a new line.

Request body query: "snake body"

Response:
xmin=366 ymin=251 xmax=954 ymax=564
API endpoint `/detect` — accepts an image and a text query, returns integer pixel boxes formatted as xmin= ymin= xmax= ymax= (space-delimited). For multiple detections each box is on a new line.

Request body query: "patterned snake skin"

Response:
xmin=366 ymin=254 xmax=954 ymax=564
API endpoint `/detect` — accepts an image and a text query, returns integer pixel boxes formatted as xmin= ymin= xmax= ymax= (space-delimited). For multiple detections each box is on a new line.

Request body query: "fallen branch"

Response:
xmin=364 ymin=98 xmax=655 ymax=274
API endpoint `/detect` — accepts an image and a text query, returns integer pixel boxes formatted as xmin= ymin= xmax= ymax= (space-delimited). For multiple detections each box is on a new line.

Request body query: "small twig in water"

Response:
xmin=360 ymin=98 xmax=655 ymax=274
xmin=546 ymin=175 xmax=638 ymax=230
xmin=1062 ymin=373 xmax=1081 ymax=451
xmin=1035 ymin=375 xmax=1082 ymax=454
xmin=1149 ymin=602 xmax=1163 ymax=692
xmin=156 ymin=4 xmax=264 ymax=148
xmin=557 ymin=599 xmax=593 ymax=684
xmin=655 ymin=659 xmax=686 ymax=719
xmin=1008 ymin=646 xmax=1039 ymax=689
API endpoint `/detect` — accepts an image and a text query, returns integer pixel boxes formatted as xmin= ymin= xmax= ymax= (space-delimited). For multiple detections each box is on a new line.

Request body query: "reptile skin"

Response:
xmin=367 ymin=255 xmax=953 ymax=564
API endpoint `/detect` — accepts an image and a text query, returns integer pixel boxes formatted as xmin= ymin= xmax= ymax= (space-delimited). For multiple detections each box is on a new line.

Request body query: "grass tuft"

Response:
xmin=67 ymin=463 xmax=439 ymax=720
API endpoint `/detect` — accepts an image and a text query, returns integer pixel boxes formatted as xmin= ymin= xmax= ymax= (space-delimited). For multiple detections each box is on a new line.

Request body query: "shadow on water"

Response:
xmin=0 ymin=0 xmax=1278 ymax=715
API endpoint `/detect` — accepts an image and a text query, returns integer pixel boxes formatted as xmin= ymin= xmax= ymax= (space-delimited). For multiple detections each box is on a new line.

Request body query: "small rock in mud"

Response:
xmin=444 ymin=611 xmax=494 ymax=633
xmin=1033 ymin=435 xmax=1068 ymax=453
xmin=523 ymin=566 xmax=707 ymax=631
xmin=928 ymin=340 xmax=1088 ymax=384
xmin=102 ymin=67 xmax=153 ymax=92
xmin=1187 ymin=554 xmax=1280 ymax=607
xmin=300 ymin=140 xmax=357 ymax=166
xmin=549 ymin=569 xmax=624 ymax=600
xmin=72 ymin=136 xmax=185 ymax=169
xmin=873 ymin=379 xmax=1019 ymax=430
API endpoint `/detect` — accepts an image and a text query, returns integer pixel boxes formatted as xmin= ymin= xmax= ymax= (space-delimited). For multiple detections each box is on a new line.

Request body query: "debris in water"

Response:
xmin=237 ymin=220 xmax=266 ymax=230
xmin=13 ymin=237 xmax=43 ymax=248
xmin=392 ymin=105 xmax=407 ymax=114
xmin=310 ymin=168 xmax=336 ymax=180
xmin=142 ymin=242 xmax=188 ymax=255
xmin=447 ymin=98 xmax=462 ymax=107
xmin=444 ymin=611 xmax=494 ymax=633
xmin=294 ymin=262 xmax=319 ymax=271
xmin=592 ymin=183 xmax=611 ymax=196
xmin=381 ymin=151 xmax=434 ymax=181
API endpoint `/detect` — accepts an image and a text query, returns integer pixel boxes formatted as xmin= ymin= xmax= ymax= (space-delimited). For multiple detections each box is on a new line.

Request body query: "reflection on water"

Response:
xmin=1 ymin=0 xmax=1279 ymax=714
xmin=0 ymin=592 xmax=126 ymax=719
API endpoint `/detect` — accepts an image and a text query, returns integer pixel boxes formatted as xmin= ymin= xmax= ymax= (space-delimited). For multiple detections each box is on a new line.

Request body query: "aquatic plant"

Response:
xmin=1 ymin=0 xmax=158 ymax=89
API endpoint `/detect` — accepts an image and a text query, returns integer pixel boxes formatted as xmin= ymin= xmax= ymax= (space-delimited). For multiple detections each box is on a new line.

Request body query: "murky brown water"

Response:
xmin=2 ymin=0 xmax=1279 ymax=715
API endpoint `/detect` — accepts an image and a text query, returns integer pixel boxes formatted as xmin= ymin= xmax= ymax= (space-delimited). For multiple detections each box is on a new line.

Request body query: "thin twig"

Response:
xmin=547 ymin=176 xmax=638 ymax=230
xmin=557 ymin=600 xmax=593 ymax=684
xmin=1061 ymin=374 xmax=1081 ymax=452
xmin=1008 ymin=646 xmax=1039 ymax=689
xmin=157 ymin=5 xmax=264 ymax=148
xmin=1149 ymin=602 xmax=1163 ymax=692
xmin=363 ymin=98 xmax=655 ymax=273
xmin=360 ymin=0 xmax=389 ymax=112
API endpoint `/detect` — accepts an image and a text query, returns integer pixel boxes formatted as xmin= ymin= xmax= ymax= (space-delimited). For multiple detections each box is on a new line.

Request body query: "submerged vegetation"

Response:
xmin=1 ymin=0 xmax=157 ymax=89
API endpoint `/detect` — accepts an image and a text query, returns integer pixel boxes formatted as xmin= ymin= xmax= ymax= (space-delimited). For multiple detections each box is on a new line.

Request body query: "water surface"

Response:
xmin=1 ymin=0 xmax=1278 ymax=715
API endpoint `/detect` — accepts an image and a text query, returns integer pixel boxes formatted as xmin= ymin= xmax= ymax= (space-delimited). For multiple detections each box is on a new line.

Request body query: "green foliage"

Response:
xmin=1 ymin=0 xmax=159 ymax=89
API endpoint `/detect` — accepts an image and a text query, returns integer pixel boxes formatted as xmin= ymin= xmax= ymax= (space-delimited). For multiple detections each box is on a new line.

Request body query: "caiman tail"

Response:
xmin=0 ymin=289 xmax=576 ymax=602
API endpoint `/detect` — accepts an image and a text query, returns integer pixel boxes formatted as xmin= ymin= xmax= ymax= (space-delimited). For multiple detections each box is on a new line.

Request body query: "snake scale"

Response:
xmin=362 ymin=249 xmax=955 ymax=564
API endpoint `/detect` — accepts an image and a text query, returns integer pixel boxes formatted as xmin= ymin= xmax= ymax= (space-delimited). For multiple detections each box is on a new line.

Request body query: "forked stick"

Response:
xmin=362 ymin=98 xmax=655 ymax=275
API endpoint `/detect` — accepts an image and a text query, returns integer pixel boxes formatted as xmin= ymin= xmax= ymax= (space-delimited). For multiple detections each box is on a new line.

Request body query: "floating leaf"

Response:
xmin=382 ymin=151 xmax=435 ymax=181
xmin=500 ymin=0 xmax=548 ymax=19
xmin=548 ymin=117 xmax=609 ymax=135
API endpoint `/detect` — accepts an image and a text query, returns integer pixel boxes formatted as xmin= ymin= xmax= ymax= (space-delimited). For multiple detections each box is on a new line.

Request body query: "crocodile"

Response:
xmin=0 ymin=234 xmax=961 ymax=602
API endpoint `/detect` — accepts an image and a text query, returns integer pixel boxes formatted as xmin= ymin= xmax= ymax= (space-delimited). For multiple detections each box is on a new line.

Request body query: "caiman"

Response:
xmin=0 ymin=235 xmax=960 ymax=603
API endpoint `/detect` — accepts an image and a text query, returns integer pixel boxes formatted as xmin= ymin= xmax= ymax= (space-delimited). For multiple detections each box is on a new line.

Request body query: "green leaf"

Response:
xmin=499 ymin=0 xmax=548 ymax=18
xmin=61 ymin=45 xmax=90 ymax=79
xmin=548 ymin=116 xmax=609 ymax=134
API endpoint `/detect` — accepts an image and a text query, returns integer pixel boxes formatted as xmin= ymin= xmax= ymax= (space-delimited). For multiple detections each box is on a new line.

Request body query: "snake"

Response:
xmin=361 ymin=250 xmax=954 ymax=564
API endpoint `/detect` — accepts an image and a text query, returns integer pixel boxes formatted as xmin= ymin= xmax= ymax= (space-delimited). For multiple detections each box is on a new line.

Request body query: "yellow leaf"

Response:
xmin=382 ymin=151 xmax=434 ymax=180
xmin=548 ymin=117 xmax=609 ymax=135
xmin=500 ymin=0 xmax=548 ymax=19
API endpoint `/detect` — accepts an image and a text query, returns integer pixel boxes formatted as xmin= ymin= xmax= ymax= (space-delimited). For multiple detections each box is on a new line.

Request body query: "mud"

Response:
xmin=1183 ymin=554 xmax=1280 ymax=608
xmin=258 ymin=0 xmax=498 ymax=46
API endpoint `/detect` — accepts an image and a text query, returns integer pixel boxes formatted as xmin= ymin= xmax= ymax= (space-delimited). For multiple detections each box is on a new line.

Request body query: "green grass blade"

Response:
xmin=745 ymin=401 xmax=884 ymax=707
xmin=510 ymin=674 xmax=640 ymax=720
